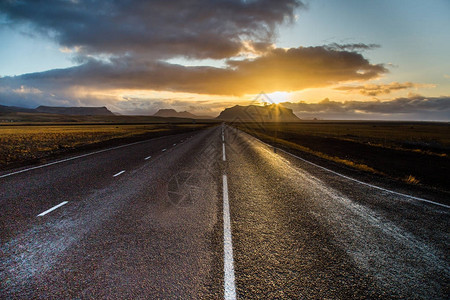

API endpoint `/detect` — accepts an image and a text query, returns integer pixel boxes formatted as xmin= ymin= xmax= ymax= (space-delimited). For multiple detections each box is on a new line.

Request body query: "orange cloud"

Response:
xmin=0 ymin=46 xmax=387 ymax=103
xmin=335 ymin=82 xmax=435 ymax=96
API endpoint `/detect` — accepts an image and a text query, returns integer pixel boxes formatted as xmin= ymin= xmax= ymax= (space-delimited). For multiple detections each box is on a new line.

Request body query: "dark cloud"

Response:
xmin=325 ymin=43 xmax=380 ymax=52
xmin=0 ymin=0 xmax=304 ymax=60
xmin=282 ymin=96 xmax=450 ymax=120
xmin=335 ymin=82 xmax=435 ymax=96
xmin=0 ymin=82 xmax=116 ymax=109
xmin=0 ymin=46 xmax=387 ymax=100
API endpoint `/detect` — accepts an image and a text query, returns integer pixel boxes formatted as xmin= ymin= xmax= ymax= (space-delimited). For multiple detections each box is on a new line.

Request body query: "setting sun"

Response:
xmin=264 ymin=91 xmax=290 ymax=104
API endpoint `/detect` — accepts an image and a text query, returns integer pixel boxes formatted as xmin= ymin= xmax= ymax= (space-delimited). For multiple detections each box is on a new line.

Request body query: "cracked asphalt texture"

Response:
xmin=1 ymin=125 xmax=448 ymax=299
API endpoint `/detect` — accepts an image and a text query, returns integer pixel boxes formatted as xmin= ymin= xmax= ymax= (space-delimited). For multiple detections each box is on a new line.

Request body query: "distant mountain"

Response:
xmin=0 ymin=104 xmax=34 ymax=114
xmin=153 ymin=108 xmax=212 ymax=119
xmin=35 ymin=106 xmax=114 ymax=116
xmin=216 ymin=104 xmax=301 ymax=122
xmin=0 ymin=104 xmax=114 ymax=116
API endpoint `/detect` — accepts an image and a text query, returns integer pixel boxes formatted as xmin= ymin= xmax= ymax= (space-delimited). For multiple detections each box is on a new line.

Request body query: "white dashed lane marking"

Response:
xmin=37 ymin=201 xmax=69 ymax=217
xmin=222 ymin=143 xmax=226 ymax=161
xmin=113 ymin=170 xmax=125 ymax=177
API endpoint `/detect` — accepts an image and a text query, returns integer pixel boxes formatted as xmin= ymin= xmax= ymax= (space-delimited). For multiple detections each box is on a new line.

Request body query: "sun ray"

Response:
xmin=265 ymin=91 xmax=290 ymax=104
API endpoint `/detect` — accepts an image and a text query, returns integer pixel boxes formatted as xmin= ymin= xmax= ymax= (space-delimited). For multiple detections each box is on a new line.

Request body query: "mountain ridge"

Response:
xmin=35 ymin=106 xmax=114 ymax=116
xmin=153 ymin=108 xmax=213 ymax=119
xmin=1 ymin=103 xmax=302 ymax=122
xmin=216 ymin=104 xmax=301 ymax=122
xmin=0 ymin=104 xmax=114 ymax=116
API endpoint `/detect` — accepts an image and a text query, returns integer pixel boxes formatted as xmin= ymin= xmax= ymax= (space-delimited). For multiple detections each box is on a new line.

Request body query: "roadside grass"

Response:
xmin=233 ymin=122 xmax=450 ymax=191
xmin=241 ymin=129 xmax=384 ymax=175
xmin=0 ymin=124 xmax=209 ymax=168
xmin=404 ymin=175 xmax=420 ymax=185
xmin=256 ymin=122 xmax=450 ymax=156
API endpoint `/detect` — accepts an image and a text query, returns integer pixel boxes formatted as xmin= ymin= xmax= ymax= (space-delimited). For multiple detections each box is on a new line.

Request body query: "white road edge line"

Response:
xmin=0 ymin=134 xmax=182 ymax=179
xmin=223 ymin=174 xmax=237 ymax=300
xmin=37 ymin=201 xmax=68 ymax=217
xmin=237 ymin=127 xmax=450 ymax=209
xmin=144 ymin=156 xmax=152 ymax=160
xmin=222 ymin=143 xmax=226 ymax=161
xmin=113 ymin=170 xmax=125 ymax=177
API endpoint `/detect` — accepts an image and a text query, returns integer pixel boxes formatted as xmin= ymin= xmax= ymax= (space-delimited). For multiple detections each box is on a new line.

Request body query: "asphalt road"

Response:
xmin=1 ymin=125 xmax=449 ymax=299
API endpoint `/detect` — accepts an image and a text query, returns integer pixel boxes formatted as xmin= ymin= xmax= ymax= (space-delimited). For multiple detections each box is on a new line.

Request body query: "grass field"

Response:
xmin=231 ymin=121 xmax=450 ymax=192
xmin=0 ymin=123 xmax=211 ymax=169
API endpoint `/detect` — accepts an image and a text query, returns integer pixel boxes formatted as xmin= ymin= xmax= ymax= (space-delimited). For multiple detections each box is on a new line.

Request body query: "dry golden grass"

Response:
xmin=233 ymin=122 xmax=450 ymax=190
xmin=0 ymin=124 xmax=207 ymax=167
xmin=247 ymin=129 xmax=384 ymax=175
xmin=403 ymin=175 xmax=420 ymax=185
xmin=252 ymin=122 xmax=450 ymax=156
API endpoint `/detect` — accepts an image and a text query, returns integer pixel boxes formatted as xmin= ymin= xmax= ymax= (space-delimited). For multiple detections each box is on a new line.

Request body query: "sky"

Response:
xmin=0 ymin=0 xmax=449 ymax=120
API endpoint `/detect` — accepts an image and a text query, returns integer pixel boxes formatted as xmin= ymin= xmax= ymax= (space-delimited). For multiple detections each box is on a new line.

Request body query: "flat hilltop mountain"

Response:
xmin=153 ymin=109 xmax=197 ymax=118
xmin=0 ymin=104 xmax=35 ymax=113
xmin=36 ymin=106 xmax=114 ymax=116
xmin=0 ymin=104 xmax=114 ymax=116
xmin=216 ymin=104 xmax=301 ymax=122
xmin=153 ymin=108 xmax=212 ymax=119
